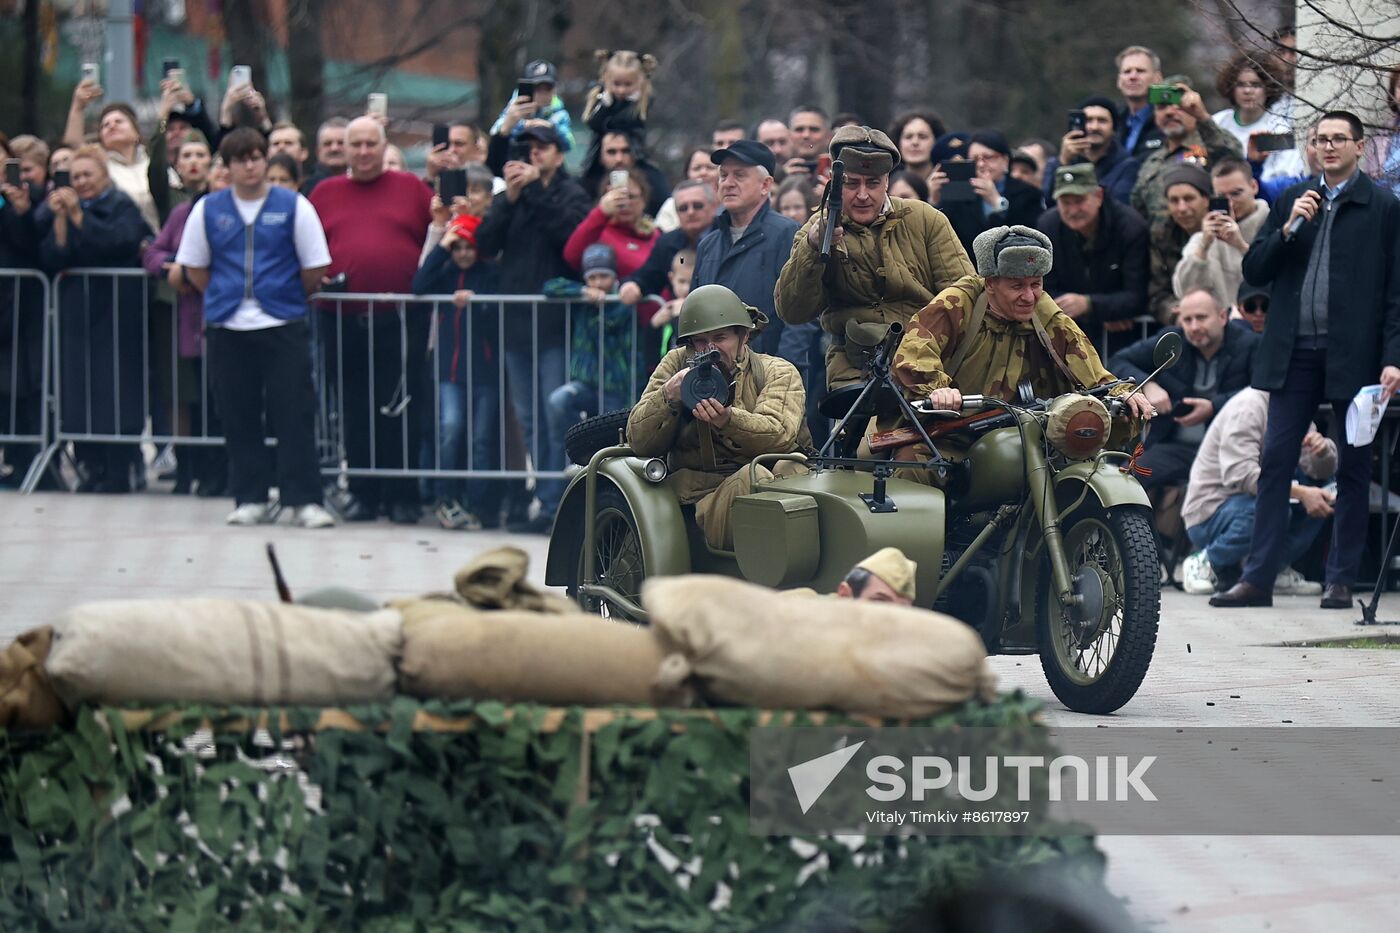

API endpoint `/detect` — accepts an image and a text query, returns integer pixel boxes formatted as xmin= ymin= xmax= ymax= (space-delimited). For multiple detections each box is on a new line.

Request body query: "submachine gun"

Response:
xmin=819 ymin=159 xmax=845 ymax=263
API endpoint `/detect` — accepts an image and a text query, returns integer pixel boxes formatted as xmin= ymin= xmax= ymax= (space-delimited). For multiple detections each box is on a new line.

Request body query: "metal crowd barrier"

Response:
xmin=0 ymin=265 xmax=1163 ymax=497
xmin=0 ymin=270 xmax=51 ymax=492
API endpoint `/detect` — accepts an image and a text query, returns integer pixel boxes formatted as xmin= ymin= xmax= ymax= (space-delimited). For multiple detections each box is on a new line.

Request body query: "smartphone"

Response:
xmin=1170 ymin=401 xmax=1194 ymax=418
xmin=816 ymin=153 xmax=833 ymax=176
xmin=940 ymin=160 xmax=977 ymax=203
xmin=230 ymin=65 xmax=252 ymax=89
xmin=4 ymin=160 xmax=19 ymax=188
xmin=608 ymin=169 xmax=629 ymax=189
xmin=1067 ymin=109 xmax=1087 ymax=133
xmin=321 ymin=272 xmax=349 ymax=293
xmin=1147 ymin=84 xmax=1184 ymax=106
xmin=438 ymin=168 xmax=467 ymax=202
xmin=507 ymin=139 xmax=532 ymax=163
xmin=1252 ymin=132 xmax=1295 ymax=153
xmin=81 ymin=62 xmax=100 ymax=86
xmin=162 ymin=58 xmax=181 ymax=77
xmin=517 ymin=81 xmax=536 ymax=100
xmin=1208 ymin=196 xmax=1230 ymax=215
xmin=54 ymin=170 xmax=71 ymax=189
xmin=367 ymin=92 xmax=388 ymax=116
xmin=431 ymin=123 xmax=450 ymax=149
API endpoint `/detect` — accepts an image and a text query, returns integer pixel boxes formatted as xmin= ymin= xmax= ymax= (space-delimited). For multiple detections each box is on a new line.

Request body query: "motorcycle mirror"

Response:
xmin=1152 ymin=332 xmax=1183 ymax=370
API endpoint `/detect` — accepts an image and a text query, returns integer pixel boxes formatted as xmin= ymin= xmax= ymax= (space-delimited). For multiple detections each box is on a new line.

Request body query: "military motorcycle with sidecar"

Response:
xmin=545 ymin=324 xmax=1183 ymax=714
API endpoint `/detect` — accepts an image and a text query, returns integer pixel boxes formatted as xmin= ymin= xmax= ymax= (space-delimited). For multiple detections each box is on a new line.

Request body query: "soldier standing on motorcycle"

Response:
xmin=893 ymin=225 xmax=1157 ymax=423
xmin=774 ymin=125 xmax=975 ymax=392
xmin=627 ymin=284 xmax=811 ymax=550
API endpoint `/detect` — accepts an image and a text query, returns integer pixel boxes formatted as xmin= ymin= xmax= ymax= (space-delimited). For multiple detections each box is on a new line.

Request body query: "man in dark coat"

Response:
xmin=476 ymin=123 xmax=591 ymax=532
xmin=1037 ymin=163 xmax=1151 ymax=359
xmin=0 ymin=173 xmax=46 ymax=487
xmin=1213 ymin=110 xmax=1400 ymax=610
xmin=938 ymin=130 xmax=1044 ymax=254
xmin=1039 ymin=95 xmax=1141 ymax=205
xmin=37 ymin=147 xmax=153 ymax=492
xmin=693 ymin=140 xmax=811 ymax=384
xmin=1110 ymin=287 xmax=1258 ymax=492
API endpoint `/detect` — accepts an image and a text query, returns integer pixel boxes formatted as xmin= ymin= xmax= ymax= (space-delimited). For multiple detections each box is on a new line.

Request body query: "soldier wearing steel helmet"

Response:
xmin=627 ymin=284 xmax=810 ymax=549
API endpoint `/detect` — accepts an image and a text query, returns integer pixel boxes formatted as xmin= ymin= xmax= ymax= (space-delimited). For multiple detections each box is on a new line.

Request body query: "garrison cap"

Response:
xmin=856 ymin=547 xmax=918 ymax=602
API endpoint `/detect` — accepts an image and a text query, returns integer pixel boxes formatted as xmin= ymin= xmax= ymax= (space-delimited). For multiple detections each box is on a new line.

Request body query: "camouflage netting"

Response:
xmin=0 ymin=694 xmax=1106 ymax=931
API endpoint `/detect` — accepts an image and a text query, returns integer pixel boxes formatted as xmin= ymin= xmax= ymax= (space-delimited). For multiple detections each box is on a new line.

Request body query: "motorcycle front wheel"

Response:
xmin=1035 ymin=505 xmax=1160 ymax=714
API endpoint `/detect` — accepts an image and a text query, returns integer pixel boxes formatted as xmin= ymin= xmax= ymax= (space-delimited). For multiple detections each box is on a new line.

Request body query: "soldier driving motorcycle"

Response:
xmin=886 ymin=225 xmax=1155 ymax=472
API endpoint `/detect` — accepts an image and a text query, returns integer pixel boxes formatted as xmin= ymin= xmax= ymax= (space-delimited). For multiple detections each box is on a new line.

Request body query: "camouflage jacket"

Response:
xmin=1147 ymin=219 xmax=1192 ymax=324
xmin=627 ymin=346 xmax=810 ymax=502
xmin=1129 ymin=120 xmax=1242 ymax=226
xmin=894 ymin=275 xmax=1122 ymax=403
xmin=775 ymin=197 xmax=974 ymax=389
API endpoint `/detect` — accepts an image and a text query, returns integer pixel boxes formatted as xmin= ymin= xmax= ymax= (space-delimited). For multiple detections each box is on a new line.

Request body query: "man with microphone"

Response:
xmin=1212 ymin=111 xmax=1400 ymax=609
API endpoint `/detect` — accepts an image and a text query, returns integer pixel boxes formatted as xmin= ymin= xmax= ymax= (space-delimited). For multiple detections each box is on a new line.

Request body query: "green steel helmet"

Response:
xmin=676 ymin=284 xmax=760 ymax=340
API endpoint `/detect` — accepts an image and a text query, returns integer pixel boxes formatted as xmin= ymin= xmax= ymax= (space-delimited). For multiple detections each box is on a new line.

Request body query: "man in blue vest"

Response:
xmin=175 ymin=127 xmax=336 ymax=528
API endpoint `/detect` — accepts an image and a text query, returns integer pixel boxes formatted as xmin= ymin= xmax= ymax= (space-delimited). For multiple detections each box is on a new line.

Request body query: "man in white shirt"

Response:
xmin=176 ymin=127 xmax=336 ymax=528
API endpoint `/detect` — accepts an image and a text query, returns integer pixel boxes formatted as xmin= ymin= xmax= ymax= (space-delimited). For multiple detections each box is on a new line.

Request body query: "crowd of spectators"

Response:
xmin=2 ymin=26 xmax=1399 ymax=600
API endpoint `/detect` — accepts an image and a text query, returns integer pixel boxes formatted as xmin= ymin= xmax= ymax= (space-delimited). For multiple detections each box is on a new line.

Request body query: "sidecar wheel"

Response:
xmin=567 ymin=485 xmax=648 ymax=623
xmin=1036 ymin=506 xmax=1159 ymax=714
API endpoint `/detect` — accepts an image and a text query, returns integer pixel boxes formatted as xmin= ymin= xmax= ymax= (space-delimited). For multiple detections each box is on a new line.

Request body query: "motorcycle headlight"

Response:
xmin=1045 ymin=395 xmax=1111 ymax=461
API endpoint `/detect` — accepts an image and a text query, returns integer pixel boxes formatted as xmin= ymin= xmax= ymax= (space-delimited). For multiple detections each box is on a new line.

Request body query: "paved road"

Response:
xmin=4 ymin=492 xmax=1400 ymax=931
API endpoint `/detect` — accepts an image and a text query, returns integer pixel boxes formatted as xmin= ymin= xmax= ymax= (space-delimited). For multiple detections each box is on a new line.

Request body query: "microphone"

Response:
xmin=1285 ymin=181 xmax=1327 ymax=237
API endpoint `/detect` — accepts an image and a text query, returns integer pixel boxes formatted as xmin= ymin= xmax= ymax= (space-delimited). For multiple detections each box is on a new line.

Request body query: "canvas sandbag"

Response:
xmin=643 ymin=576 xmax=998 ymax=718
xmin=396 ymin=599 xmax=681 ymax=706
xmin=0 ymin=626 xmax=66 ymax=729
xmin=46 ymin=600 xmax=403 ymax=708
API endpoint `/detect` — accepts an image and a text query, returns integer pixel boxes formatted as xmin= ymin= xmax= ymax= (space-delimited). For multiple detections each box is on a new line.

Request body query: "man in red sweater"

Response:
xmin=310 ymin=115 xmax=433 ymax=524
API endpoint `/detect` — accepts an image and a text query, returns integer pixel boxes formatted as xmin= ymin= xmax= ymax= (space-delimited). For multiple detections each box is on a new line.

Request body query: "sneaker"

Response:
xmin=1275 ymin=566 xmax=1323 ymax=596
xmin=152 ymin=444 xmax=177 ymax=475
xmin=1181 ymin=550 xmax=1217 ymax=595
xmin=435 ymin=499 xmax=483 ymax=531
xmin=292 ymin=503 xmax=337 ymax=529
xmin=226 ymin=502 xmax=274 ymax=526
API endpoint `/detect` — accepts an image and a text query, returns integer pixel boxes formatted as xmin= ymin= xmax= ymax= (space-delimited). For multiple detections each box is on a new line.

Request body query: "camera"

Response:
xmin=680 ymin=349 xmax=734 ymax=412
xmin=1147 ymin=84 xmax=1184 ymax=106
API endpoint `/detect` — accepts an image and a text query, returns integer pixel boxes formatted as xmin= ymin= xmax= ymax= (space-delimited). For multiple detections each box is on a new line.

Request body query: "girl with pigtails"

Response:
xmin=580 ymin=50 xmax=672 ymax=216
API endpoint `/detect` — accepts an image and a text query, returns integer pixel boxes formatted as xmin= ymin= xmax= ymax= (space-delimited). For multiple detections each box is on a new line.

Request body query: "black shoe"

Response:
xmin=389 ymin=501 xmax=422 ymax=525
xmin=507 ymin=513 xmax=555 ymax=535
xmin=1209 ymin=580 xmax=1273 ymax=608
xmin=1320 ymin=584 xmax=1353 ymax=610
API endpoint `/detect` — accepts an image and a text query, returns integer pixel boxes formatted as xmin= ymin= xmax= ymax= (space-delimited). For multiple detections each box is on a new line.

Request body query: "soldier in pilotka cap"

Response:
xmin=775 ymin=124 xmax=974 ymax=393
xmin=838 ymin=547 xmax=918 ymax=604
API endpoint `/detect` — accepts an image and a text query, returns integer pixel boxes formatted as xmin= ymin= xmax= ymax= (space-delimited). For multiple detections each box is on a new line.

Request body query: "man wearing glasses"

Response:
xmin=1231 ymin=282 xmax=1269 ymax=334
xmin=618 ymin=178 xmax=718 ymax=307
xmin=1213 ymin=110 xmax=1400 ymax=610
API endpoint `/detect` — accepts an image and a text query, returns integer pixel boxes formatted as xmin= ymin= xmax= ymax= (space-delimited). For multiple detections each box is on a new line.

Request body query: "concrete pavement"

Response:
xmin=4 ymin=491 xmax=1400 ymax=931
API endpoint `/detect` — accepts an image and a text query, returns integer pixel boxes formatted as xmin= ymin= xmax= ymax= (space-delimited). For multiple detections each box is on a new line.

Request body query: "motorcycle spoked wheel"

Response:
xmin=1035 ymin=505 xmax=1160 ymax=714
xmin=568 ymin=485 xmax=648 ymax=623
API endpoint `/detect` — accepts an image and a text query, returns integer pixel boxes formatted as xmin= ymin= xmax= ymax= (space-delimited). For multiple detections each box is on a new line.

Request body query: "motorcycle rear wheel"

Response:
xmin=1036 ymin=505 xmax=1160 ymax=714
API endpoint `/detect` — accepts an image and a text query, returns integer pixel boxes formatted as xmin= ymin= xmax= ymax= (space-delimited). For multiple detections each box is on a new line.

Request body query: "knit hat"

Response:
xmin=1076 ymin=94 xmax=1121 ymax=128
xmin=973 ymin=225 xmax=1054 ymax=278
xmin=581 ymin=242 xmax=618 ymax=278
xmin=855 ymin=547 xmax=918 ymax=602
xmin=1162 ymin=164 xmax=1211 ymax=197
xmin=449 ymin=213 xmax=481 ymax=246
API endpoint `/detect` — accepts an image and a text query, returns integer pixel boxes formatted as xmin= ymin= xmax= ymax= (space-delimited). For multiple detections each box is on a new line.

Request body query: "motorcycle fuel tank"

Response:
xmin=955 ymin=426 xmax=1026 ymax=512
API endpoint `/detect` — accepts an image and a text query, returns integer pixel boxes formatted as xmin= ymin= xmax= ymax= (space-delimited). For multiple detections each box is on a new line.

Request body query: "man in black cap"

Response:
xmin=1230 ymin=281 xmax=1269 ymax=334
xmin=938 ymin=130 xmax=1044 ymax=253
xmin=1039 ymin=95 xmax=1141 ymax=206
xmin=693 ymin=139 xmax=811 ymax=387
xmin=476 ymin=122 xmax=591 ymax=533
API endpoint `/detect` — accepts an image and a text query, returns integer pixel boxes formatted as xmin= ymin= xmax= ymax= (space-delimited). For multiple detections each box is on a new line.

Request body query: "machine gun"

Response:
xmin=819 ymin=159 xmax=845 ymax=264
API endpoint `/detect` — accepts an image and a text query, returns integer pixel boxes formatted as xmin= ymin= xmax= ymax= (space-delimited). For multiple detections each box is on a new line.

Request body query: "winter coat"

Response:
xmin=777 ymin=196 xmax=974 ymax=389
xmin=1037 ymin=196 xmax=1150 ymax=333
xmin=1040 ymin=139 xmax=1141 ymax=205
xmin=1172 ymin=198 xmax=1269 ymax=305
xmin=141 ymin=200 xmax=206 ymax=359
xmin=562 ymin=206 xmax=660 ymax=282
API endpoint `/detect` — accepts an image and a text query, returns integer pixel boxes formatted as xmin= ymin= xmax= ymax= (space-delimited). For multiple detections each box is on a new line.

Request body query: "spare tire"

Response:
xmin=565 ymin=408 xmax=634 ymax=466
